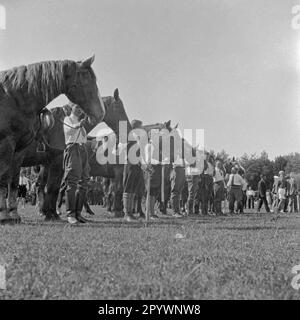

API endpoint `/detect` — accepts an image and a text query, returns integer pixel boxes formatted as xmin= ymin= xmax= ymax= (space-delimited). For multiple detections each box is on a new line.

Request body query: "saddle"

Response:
xmin=36 ymin=109 xmax=55 ymax=152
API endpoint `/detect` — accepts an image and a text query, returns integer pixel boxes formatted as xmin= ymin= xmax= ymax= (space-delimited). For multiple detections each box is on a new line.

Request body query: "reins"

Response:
xmin=38 ymin=118 xmax=84 ymax=152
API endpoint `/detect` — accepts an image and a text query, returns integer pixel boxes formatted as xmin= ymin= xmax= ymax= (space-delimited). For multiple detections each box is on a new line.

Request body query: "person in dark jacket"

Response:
xmin=123 ymin=119 xmax=145 ymax=221
xmin=257 ymin=174 xmax=270 ymax=213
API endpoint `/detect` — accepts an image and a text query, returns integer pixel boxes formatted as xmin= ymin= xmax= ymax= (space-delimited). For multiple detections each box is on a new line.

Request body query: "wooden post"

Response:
xmin=146 ymin=169 xmax=151 ymax=221
xmin=161 ymin=165 xmax=165 ymax=204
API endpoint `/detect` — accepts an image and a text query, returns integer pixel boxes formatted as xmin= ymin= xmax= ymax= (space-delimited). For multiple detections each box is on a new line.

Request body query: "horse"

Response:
xmin=22 ymin=88 xmax=130 ymax=220
xmin=0 ymin=55 xmax=105 ymax=223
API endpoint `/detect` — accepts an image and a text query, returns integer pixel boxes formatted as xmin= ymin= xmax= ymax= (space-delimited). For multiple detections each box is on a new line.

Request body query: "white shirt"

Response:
xmin=246 ymin=190 xmax=255 ymax=197
xmin=144 ymin=142 xmax=160 ymax=165
xmin=64 ymin=116 xmax=87 ymax=145
xmin=204 ymin=162 xmax=214 ymax=175
xmin=227 ymin=173 xmax=245 ymax=187
xmin=19 ymin=176 xmax=30 ymax=189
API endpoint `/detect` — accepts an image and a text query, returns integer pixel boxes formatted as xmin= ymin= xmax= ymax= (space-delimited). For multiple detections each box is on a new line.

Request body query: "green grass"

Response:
xmin=0 ymin=206 xmax=300 ymax=300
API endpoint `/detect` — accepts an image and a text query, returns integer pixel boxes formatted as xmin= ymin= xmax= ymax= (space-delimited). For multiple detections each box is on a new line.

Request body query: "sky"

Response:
xmin=0 ymin=0 xmax=300 ymax=159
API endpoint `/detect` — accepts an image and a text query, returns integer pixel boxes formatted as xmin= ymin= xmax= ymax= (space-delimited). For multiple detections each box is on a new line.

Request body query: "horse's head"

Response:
xmin=102 ymin=88 xmax=131 ymax=138
xmin=224 ymin=158 xmax=245 ymax=176
xmin=64 ymin=55 xmax=105 ymax=124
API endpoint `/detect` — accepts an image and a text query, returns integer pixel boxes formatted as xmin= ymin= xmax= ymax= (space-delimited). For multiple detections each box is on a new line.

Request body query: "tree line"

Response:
xmin=212 ymin=150 xmax=300 ymax=190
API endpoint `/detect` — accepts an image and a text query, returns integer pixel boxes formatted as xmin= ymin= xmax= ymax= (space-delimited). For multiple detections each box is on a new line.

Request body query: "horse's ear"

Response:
xmin=114 ymin=88 xmax=119 ymax=100
xmin=174 ymin=123 xmax=178 ymax=129
xmin=80 ymin=55 xmax=95 ymax=68
xmin=165 ymin=120 xmax=171 ymax=128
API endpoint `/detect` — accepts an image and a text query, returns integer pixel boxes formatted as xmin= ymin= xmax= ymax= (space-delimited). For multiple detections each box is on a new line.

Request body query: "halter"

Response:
xmin=37 ymin=116 xmax=84 ymax=152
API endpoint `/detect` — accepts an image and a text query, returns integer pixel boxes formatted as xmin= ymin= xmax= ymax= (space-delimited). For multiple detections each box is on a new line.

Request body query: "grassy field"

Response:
xmin=0 ymin=205 xmax=300 ymax=300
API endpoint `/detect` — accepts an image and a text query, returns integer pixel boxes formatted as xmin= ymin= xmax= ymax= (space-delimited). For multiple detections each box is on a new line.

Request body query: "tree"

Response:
xmin=284 ymin=153 xmax=300 ymax=174
xmin=273 ymin=156 xmax=288 ymax=173
xmin=238 ymin=152 xmax=274 ymax=189
xmin=216 ymin=149 xmax=229 ymax=163
xmin=260 ymin=150 xmax=268 ymax=161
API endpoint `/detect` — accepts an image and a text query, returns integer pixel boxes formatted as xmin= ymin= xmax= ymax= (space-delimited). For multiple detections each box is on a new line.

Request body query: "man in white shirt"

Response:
xmin=227 ymin=167 xmax=245 ymax=214
xmin=213 ymin=161 xmax=225 ymax=215
xmin=246 ymin=186 xmax=255 ymax=210
xmin=61 ymin=103 xmax=90 ymax=224
xmin=18 ymin=171 xmax=30 ymax=209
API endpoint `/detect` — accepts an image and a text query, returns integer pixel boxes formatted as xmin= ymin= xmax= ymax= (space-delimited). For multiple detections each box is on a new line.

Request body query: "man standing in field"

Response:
xmin=213 ymin=160 xmax=226 ymax=215
xmin=277 ymin=171 xmax=288 ymax=213
xmin=227 ymin=167 xmax=245 ymax=214
xmin=170 ymin=153 xmax=186 ymax=218
xmin=288 ymin=172 xmax=298 ymax=213
xmin=18 ymin=170 xmax=30 ymax=209
xmin=123 ymin=120 xmax=145 ymax=221
xmin=257 ymin=174 xmax=270 ymax=213
xmin=62 ymin=103 xmax=91 ymax=224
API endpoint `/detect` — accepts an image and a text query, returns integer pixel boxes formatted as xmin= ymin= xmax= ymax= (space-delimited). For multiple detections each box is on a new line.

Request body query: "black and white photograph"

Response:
xmin=0 ymin=0 xmax=300 ymax=307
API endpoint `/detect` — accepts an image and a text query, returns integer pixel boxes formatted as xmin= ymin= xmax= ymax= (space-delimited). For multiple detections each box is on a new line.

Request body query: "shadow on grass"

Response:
xmin=18 ymin=215 xmax=218 ymax=229
xmin=213 ymin=225 xmax=299 ymax=231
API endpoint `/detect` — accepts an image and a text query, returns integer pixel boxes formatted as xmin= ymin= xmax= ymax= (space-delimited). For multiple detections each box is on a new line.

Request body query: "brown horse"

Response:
xmin=0 ymin=56 xmax=106 ymax=223
xmin=22 ymin=89 xmax=130 ymax=220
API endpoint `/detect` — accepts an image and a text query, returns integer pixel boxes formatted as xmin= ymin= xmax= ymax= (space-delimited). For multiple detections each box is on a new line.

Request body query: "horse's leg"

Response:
xmin=43 ymin=156 xmax=63 ymax=221
xmin=7 ymin=153 xmax=25 ymax=223
xmin=107 ymin=181 xmax=112 ymax=212
xmin=35 ymin=166 xmax=47 ymax=215
xmin=0 ymin=138 xmax=15 ymax=223
xmin=56 ymin=182 xmax=66 ymax=214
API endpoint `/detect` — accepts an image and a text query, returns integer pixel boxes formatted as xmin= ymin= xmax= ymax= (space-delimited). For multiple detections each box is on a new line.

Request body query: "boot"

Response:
xmin=137 ymin=196 xmax=145 ymax=218
xmin=149 ymin=196 xmax=159 ymax=219
xmin=75 ymin=190 xmax=90 ymax=223
xmin=123 ymin=193 xmax=136 ymax=221
xmin=171 ymin=193 xmax=182 ymax=217
xmin=84 ymin=200 xmax=95 ymax=215
xmin=65 ymin=186 xmax=78 ymax=224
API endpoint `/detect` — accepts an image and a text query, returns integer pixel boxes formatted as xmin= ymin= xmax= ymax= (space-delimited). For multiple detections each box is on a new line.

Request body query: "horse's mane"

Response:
xmin=0 ymin=60 xmax=75 ymax=103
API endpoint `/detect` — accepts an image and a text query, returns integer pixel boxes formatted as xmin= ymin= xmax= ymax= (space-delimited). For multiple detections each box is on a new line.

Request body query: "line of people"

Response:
xmin=19 ymin=105 xmax=300 ymax=222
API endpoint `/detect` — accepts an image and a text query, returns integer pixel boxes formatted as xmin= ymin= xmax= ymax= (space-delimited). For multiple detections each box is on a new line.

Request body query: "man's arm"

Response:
xmin=79 ymin=116 xmax=97 ymax=133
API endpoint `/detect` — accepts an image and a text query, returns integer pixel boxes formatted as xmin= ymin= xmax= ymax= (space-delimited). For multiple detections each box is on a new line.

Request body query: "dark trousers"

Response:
xmin=199 ymin=174 xmax=214 ymax=215
xmin=170 ymin=166 xmax=186 ymax=214
xmin=228 ymin=186 xmax=243 ymax=213
xmin=247 ymin=196 xmax=254 ymax=209
xmin=146 ymin=164 xmax=162 ymax=197
xmin=213 ymin=181 xmax=225 ymax=214
xmin=258 ymin=196 xmax=270 ymax=213
xmin=288 ymin=194 xmax=298 ymax=213
xmin=62 ymin=144 xmax=90 ymax=218
xmin=186 ymin=175 xmax=200 ymax=214
xmin=123 ymin=163 xmax=144 ymax=196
